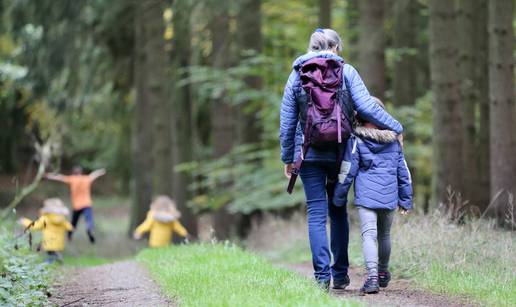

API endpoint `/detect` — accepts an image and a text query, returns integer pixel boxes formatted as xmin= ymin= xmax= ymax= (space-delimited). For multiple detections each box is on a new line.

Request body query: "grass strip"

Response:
xmin=137 ymin=243 xmax=360 ymax=307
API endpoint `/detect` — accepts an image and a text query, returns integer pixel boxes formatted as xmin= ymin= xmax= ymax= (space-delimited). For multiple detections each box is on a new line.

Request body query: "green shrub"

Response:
xmin=0 ymin=222 xmax=51 ymax=306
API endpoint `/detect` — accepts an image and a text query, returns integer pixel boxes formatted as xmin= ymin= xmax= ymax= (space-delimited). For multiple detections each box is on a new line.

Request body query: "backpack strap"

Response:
xmin=340 ymin=67 xmax=355 ymax=126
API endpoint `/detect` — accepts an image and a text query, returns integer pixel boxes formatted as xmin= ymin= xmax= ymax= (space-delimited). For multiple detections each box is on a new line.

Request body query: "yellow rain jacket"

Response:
xmin=21 ymin=213 xmax=73 ymax=252
xmin=134 ymin=212 xmax=188 ymax=248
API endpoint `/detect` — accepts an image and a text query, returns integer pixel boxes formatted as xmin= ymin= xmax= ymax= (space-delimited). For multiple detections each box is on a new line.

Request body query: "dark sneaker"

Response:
xmin=87 ymin=230 xmax=96 ymax=244
xmin=67 ymin=231 xmax=73 ymax=241
xmin=378 ymin=271 xmax=391 ymax=288
xmin=360 ymin=276 xmax=379 ymax=294
xmin=333 ymin=275 xmax=350 ymax=289
xmin=317 ymin=279 xmax=330 ymax=292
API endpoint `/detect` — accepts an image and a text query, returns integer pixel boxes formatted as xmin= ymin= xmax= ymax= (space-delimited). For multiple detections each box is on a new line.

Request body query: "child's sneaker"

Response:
xmin=378 ymin=271 xmax=391 ymax=288
xmin=333 ymin=275 xmax=350 ymax=289
xmin=360 ymin=276 xmax=379 ymax=294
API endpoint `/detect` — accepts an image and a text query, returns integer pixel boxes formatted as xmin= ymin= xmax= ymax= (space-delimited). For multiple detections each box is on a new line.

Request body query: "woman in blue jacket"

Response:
xmin=279 ymin=29 xmax=403 ymax=290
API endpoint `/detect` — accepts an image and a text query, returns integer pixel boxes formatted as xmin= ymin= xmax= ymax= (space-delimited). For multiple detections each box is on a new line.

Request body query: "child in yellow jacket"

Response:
xmin=19 ymin=198 xmax=74 ymax=264
xmin=133 ymin=196 xmax=189 ymax=248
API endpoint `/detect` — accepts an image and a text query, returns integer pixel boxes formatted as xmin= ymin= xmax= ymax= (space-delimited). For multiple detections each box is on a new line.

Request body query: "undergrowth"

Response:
xmin=0 ymin=221 xmax=50 ymax=306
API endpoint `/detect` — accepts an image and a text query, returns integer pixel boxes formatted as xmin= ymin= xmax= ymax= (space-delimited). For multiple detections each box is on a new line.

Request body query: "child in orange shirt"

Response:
xmin=44 ymin=166 xmax=106 ymax=243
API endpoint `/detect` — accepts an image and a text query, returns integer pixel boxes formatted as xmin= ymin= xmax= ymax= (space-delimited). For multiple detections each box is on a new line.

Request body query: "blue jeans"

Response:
xmin=300 ymin=161 xmax=349 ymax=282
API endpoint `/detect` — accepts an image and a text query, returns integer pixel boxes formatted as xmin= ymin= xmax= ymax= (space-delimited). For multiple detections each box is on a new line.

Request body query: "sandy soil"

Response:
xmin=50 ymin=261 xmax=172 ymax=307
xmin=283 ymin=262 xmax=476 ymax=307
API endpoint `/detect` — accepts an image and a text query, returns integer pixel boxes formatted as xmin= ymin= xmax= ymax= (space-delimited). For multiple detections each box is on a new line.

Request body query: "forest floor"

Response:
xmin=5 ymin=189 xmax=506 ymax=307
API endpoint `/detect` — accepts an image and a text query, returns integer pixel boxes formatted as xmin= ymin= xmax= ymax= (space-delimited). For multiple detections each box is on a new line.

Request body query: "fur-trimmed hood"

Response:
xmin=152 ymin=211 xmax=178 ymax=223
xmin=150 ymin=195 xmax=181 ymax=223
xmin=41 ymin=198 xmax=70 ymax=216
xmin=354 ymin=126 xmax=398 ymax=153
xmin=354 ymin=126 xmax=397 ymax=143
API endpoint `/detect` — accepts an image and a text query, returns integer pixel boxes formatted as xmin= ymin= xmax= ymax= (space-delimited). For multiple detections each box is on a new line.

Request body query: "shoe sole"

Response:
xmin=332 ymin=283 xmax=350 ymax=290
xmin=361 ymin=288 xmax=379 ymax=294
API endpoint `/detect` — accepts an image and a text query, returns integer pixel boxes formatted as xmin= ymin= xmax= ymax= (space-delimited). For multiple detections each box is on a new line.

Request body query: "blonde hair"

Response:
xmin=308 ymin=28 xmax=343 ymax=53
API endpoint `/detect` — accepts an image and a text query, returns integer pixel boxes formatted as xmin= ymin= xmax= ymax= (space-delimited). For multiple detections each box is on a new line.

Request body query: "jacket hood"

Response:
xmin=44 ymin=213 xmax=68 ymax=225
xmin=152 ymin=211 xmax=178 ymax=223
xmin=354 ymin=126 xmax=398 ymax=153
xmin=292 ymin=51 xmax=344 ymax=70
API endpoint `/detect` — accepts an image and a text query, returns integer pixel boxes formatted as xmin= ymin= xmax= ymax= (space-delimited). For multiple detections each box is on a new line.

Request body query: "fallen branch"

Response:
xmin=1 ymin=141 xmax=51 ymax=219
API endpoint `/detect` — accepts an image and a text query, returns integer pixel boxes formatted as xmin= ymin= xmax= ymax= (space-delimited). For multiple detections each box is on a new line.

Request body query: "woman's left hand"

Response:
xmin=284 ymin=164 xmax=294 ymax=179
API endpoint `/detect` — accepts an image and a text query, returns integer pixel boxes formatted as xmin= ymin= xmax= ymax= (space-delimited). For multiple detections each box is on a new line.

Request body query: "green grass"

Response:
xmin=391 ymin=215 xmax=516 ymax=306
xmin=248 ymin=212 xmax=515 ymax=306
xmin=137 ymin=243 xmax=361 ymax=307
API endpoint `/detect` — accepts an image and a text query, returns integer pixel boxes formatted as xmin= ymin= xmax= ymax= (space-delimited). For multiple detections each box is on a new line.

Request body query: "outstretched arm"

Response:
xmin=172 ymin=221 xmax=188 ymax=238
xmin=19 ymin=216 xmax=46 ymax=231
xmin=89 ymin=168 xmax=106 ymax=181
xmin=344 ymin=64 xmax=403 ymax=134
xmin=44 ymin=173 xmax=68 ymax=183
xmin=333 ymin=137 xmax=360 ymax=206
xmin=133 ymin=213 xmax=153 ymax=239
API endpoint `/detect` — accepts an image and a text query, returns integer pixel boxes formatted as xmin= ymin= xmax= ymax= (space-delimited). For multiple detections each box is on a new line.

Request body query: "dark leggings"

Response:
xmin=71 ymin=207 xmax=94 ymax=232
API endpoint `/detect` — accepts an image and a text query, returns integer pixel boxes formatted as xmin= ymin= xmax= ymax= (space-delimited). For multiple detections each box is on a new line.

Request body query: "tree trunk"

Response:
xmin=171 ymin=0 xmax=198 ymax=237
xmin=345 ymin=0 xmax=359 ymax=63
xmin=392 ymin=0 xmax=420 ymax=106
xmin=475 ymin=0 xmax=490 ymax=212
xmin=150 ymin=1 xmax=173 ymax=196
xmin=458 ymin=0 xmax=490 ymax=210
xmin=210 ymin=2 xmax=236 ymax=240
xmin=319 ymin=0 xmax=331 ymax=28
xmin=428 ymin=0 xmax=463 ymax=204
xmin=130 ymin=0 xmax=164 ymax=230
xmin=357 ymin=0 xmax=386 ymax=100
xmin=488 ymin=0 xmax=515 ymax=223
xmin=236 ymin=0 xmax=263 ymax=145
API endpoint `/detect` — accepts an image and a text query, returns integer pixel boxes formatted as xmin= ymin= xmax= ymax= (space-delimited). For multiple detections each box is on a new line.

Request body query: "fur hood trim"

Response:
xmin=41 ymin=198 xmax=70 ymax=216
xmin=354 ymin=126 xmax=397 ymax=143
xmin=152 ymin=211 xmax=178 ymax=223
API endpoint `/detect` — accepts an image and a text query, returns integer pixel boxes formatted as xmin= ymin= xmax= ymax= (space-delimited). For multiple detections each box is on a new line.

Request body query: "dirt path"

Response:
xmin=283 ymin=262 xmax=475 ymax=307
xmin=50 ymin=261 xmax=172 ymax=307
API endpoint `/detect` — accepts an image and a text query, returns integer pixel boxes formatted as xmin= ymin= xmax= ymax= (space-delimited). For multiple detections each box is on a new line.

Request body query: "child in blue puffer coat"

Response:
xmin=333 ymin=98 xmax=413 ymax=294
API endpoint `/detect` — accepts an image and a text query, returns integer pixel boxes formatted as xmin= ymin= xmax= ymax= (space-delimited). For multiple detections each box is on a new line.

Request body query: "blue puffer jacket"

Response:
xmin=333 ymin=126 xmax=413 ymax=210
xmin=279 ymin=52 xmax=404 ymax=164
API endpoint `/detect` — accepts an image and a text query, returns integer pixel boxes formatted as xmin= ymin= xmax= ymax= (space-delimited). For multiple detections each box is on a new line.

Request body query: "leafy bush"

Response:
xmin=184 ymin=144 xmax=305 ymax=214
xmin=0 ymin=222 xmax=50 ymax=306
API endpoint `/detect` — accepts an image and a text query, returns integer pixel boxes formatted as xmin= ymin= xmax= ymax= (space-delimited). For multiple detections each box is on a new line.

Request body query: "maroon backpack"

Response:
xmin=287 ymin=57 xmax=353 ymax=194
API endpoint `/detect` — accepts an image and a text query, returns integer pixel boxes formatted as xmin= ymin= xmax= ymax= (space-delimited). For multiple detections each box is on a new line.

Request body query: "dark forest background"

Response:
xmin=1 ymin=0 xmax=515 ymax=237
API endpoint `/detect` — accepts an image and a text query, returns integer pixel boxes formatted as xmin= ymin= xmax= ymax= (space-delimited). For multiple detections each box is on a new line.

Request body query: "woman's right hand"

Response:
xmin=284 ymin=164 xmax=294 ymax=179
